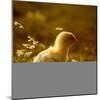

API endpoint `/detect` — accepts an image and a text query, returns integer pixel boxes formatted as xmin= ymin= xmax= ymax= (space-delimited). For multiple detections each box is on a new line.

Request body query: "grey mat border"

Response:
xmin=12 ymin=62 xmax=97 ymax=100
xmin=12 ymin=93 xmax=97 ymax=100
xmin=12 ymin=1 xmax=97 ymax=100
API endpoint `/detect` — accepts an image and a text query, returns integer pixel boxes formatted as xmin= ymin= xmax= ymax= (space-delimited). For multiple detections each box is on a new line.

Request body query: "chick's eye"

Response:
xmin=69 ymin=36 xmax=75 ymax=41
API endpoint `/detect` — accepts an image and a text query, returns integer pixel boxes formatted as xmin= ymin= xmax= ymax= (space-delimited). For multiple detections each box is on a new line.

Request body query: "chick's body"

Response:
xmin=34 ymin=46 xmax=65 ymax=62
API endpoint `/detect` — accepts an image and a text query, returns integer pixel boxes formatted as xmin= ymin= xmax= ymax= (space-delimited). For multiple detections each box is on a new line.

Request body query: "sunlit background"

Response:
xmin=13 ymin=1 xmax=97 ymax=62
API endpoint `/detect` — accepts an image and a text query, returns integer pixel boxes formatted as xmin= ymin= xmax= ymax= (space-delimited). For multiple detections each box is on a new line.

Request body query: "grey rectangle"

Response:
xmin=12 ymin=62 xmax=97 ymax=99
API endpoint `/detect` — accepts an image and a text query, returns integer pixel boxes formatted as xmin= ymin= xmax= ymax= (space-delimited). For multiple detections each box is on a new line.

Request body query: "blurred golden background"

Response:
xmin=13 ymin=1 xmax=97 ymax=62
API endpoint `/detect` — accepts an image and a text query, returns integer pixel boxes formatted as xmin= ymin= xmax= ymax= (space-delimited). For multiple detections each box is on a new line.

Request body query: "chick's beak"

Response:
xmin=73 ymin=35 xmax=78 ymax=43
xmin=75 ymin=37 xmax=78 ymax=42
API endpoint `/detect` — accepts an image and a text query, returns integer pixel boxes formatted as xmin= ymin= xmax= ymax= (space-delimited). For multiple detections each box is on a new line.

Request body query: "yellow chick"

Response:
xmin=33 ymin=31 xmax=78 ymax=62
